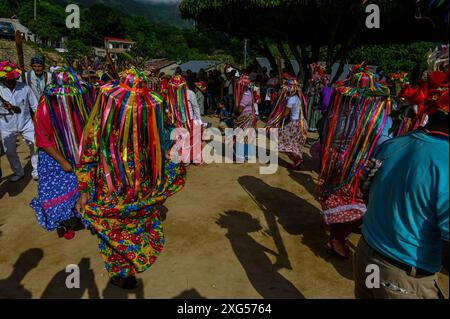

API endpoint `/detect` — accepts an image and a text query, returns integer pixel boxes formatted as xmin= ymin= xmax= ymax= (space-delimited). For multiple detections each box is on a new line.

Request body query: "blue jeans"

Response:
xmin=234 ymin=141 xmax=256 ymax=161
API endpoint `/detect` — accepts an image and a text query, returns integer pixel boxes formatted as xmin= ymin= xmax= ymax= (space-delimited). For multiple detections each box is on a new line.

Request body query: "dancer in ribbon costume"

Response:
xmin=166 ymin=75 xmax=192 ymax=131
xmin=30 ymin=67 xmax=94 ymax=239
xmin=233 ymin=74 xmax=258 ymax=130
xmin=233 ymin=74 xmax=259 ymax=162
xmin=75 ymin=69 xmax=186 ymax=289
xmin=306 ymin=63 xmax=329 ymax=132
xmin=319 ymin=65 xmax=392 ymax=258
xmin=265 ymin=78 xmax=308 ymax=169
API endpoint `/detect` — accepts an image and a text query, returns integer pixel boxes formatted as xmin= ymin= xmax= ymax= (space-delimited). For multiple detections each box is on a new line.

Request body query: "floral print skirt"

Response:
xmin=320 ymin=182 xmax=366 ymax=225
xmin=278 ymin=120 xmax=308 ymax=159
xmin=82 ymin=161 xmax=186 ymax=279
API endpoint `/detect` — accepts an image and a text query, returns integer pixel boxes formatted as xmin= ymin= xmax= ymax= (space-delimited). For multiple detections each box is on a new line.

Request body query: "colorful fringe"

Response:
xmin=78 ymin=68 xmax=167 ymax=196
xmin=36 ymin=67 xmax=95 ymax=166
xmin=165 ymin=75 xmax=191 ymax=131
xmin=265 ymin=78 xmax=308 ymax=134
xmin=76 ymin=68 xmax=186 ymax=278
xmin=319 ymin=66 xmax=392 ymax=197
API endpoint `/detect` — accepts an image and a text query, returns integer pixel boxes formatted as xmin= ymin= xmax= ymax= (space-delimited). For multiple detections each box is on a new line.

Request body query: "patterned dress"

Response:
xmin=30 ymin=151 xmax=81 ymax=231
xmin=278 ymin=94 xmax=308 ymax=159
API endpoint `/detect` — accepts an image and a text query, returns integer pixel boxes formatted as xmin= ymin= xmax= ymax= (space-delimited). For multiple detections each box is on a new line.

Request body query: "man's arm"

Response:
xmin=27 ymin=85 xmax=39 ymax=113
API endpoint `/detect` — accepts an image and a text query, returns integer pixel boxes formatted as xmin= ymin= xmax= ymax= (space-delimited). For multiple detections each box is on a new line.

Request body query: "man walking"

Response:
xmin=0 ymin=60 xmax=39 ymax=181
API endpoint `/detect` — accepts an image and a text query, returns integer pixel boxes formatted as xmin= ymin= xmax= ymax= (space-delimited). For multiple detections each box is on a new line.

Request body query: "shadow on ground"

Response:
xmin=173 ymin=288 xmax=207 ymax=299
xmin=102 ymin=278 xmax=144 ymax=299
xmin=0 ymin=161 xmax=33 ymax=199
xmin=238 ymin=176 xmax=353 ymax=281
xmin=41 ymin=258 xmax=100 ymax=299
xmin=278 ymin=156 xmax=320 ymax=201
xmin=0 ymin=248 xmax=44 ymax=298
xmin=217 ymin=210 xmax=305 ymax=299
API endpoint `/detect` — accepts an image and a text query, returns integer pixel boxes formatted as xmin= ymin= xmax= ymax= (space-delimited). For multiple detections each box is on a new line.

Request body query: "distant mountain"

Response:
xmin=55 ymin=0 xmax=193 ymax=28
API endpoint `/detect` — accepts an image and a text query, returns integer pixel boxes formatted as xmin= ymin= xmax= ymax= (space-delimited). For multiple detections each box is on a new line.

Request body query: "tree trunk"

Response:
xmin=260 ymin=38 xmax=278 ymax=73
xmin=288 ymin=43 xmax=304 ymax=80
xmin=299 ymin=43 xmax=311 ymax=89
xmin=311 ymin=43 xmax=321 ymax=63
xmin=276 ymin=40 xmax=294 ymax=76
xmin=330 ymin=31 xmax=356 ymax=84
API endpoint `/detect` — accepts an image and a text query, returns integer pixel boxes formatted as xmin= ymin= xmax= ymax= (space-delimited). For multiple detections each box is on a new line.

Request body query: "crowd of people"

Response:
xmin=0 ymin=43 xmax=448 ymax=298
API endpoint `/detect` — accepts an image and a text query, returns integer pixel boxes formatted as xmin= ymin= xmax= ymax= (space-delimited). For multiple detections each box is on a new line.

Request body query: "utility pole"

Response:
xmin=244 ymin=39 xmax=248 ymax=69
xmin=34 ymin=0 xmax=37 ymax=20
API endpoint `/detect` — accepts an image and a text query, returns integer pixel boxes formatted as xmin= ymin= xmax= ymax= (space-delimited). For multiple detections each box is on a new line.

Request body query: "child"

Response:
xmin=217 ymin=100 xmax=233 ymax=132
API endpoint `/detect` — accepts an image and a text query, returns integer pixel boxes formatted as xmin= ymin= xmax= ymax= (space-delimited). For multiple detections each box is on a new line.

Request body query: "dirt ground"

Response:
xmin=0 ymin=116 xmax=448 ymax=299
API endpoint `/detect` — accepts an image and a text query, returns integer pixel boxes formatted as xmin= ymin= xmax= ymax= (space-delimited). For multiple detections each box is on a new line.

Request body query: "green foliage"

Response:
xmin=348 ymin=42 xmax=436 ymax=74
xmin=64 ymin=39 xmax=92 ymax=61
xmin=11 ymin=0 xmax=245 ymax=64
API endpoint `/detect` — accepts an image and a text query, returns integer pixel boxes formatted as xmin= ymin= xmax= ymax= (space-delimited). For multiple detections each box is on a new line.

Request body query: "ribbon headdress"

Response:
xmin=38 ymin=67 xmax=94 ymax=166
xmin=79 ymin=68 xmax=166 ymax=196
xmin=166 ymin=75 xmax=191 ymax=131
xmin=265 ymin=78 xmax=308 ymax=129
xmin=234 ymin=74 xmax=259 ymax=114
xmin=319 ymin=64 xmax=392 ymax=196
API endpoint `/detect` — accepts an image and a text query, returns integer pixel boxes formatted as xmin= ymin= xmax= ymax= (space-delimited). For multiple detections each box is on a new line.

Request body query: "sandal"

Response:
xmin=287 ymin=159 xmax=304 ymax=170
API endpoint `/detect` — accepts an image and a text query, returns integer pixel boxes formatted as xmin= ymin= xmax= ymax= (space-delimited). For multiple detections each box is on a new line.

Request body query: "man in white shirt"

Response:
xmin=24 ymin=56 xmax=51 ymax=101
xmin=0 ymin=60 xmax=39 ymax=181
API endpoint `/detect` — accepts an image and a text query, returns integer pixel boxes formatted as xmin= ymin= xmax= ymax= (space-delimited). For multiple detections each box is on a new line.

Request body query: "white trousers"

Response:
xmin=1 ymin=126 xmax=38 ymax=176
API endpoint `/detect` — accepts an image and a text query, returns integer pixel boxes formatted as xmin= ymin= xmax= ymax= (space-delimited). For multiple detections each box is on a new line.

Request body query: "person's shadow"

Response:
xmin=0 ymin=161 xmax=33 ymax=199
xmin=278 ymin=155 xmax=321 ymax=202
xmin=0 ymin=248 xmax=44 ymax=299
xmin=41 ymin=258 xmax=100 ymax=299
xmin=173 ymin=288 xmax=207 ymax=299
xmin=216 ymin=210 xmax=305 ymax=299
xmin=238 ymin=176 xmax=353 ymax=280
xmin=102 ymin=278 xmax=144 ymax=299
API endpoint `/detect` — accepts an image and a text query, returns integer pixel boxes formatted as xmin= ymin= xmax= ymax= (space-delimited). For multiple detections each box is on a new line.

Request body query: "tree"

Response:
xmin=65 ymin=39 xmax=92 ymax=62
xmin=180 ymin=0 xmax=448 ymax=84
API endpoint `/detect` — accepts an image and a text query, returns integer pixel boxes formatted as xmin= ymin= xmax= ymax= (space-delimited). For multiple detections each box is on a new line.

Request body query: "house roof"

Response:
xmin=179 ymin=60 xmax=223 ymax=73
xmin=104 ymin=37 xmax=135 ymax=43
xmin=145 ymin=58 xmax=178 ymax=71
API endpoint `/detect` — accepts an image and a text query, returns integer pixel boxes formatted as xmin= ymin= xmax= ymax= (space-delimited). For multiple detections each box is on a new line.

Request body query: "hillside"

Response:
xmin=54 ymin=0 xmax=193 ymax=28
xmin=0 ymin=39 xmax=63 ymax=71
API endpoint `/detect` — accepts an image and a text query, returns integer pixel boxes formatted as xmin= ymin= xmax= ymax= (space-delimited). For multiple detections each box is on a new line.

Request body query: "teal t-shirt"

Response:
xmin=363 ymin=130 xmax=449 ymax=273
